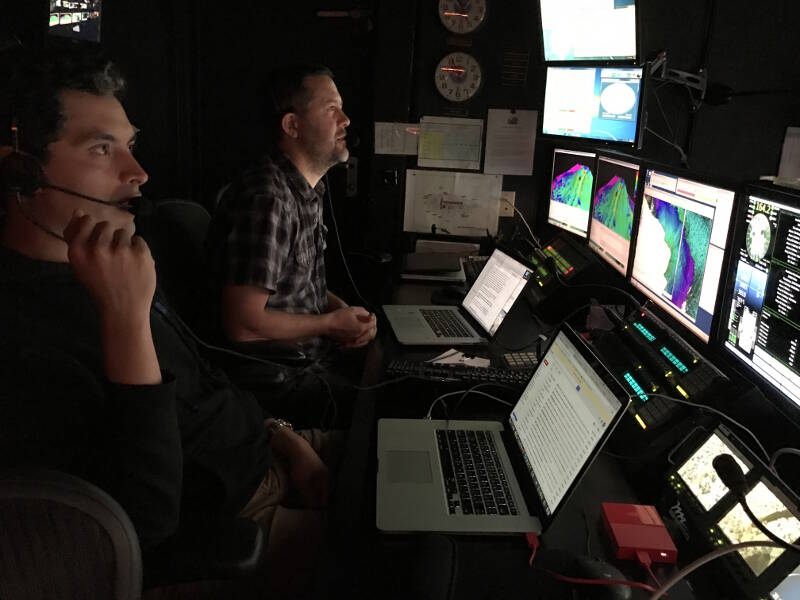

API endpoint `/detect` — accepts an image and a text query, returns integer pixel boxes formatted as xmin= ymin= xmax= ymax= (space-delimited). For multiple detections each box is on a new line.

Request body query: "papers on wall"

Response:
xmin=418 ymin=116 xmax=484 ymax=170
xmin=483 ymin=109 xmax=538 ymax=175
xmin=374 ymin=122 xmax=419 ymax=155
xmin=403 ymin=169 xmax=503 ymax=237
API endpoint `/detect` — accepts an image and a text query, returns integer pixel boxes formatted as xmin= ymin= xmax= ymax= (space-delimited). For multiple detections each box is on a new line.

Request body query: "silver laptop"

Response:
xmin=383 ymin=249 xmax=532 ymax=345
xmin=376 ymin=325 xmax=630 ymax=534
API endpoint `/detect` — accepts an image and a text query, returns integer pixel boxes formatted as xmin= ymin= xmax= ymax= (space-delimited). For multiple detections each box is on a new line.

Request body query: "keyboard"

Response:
xmin=386 ymin=359 xmax=534 ymax=385
xmin=436 ymin=428 xmax=518 ymax=516
xmin=503 ymin=352 xmax=539 ymax=369
xmin=462 ymin=256 xmax=489 ymax=287
xmin=420 ymin=309 xmax=473 ymax=338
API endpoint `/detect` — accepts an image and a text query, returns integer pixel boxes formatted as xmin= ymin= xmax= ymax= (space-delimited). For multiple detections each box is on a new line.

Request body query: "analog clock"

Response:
xmin=438 ymin=0 xmax=488 ymax=35
xmin=434 ymin=52 xmax=482 ymax=103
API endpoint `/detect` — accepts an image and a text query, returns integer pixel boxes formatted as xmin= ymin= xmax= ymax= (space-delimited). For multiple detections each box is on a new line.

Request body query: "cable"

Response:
xmin=425 ymin=385 xmax=514 ymax=420
xmin=640 ymin=392 xmax=770 ymax=463
xmin=347 ymin=374 xmax=415 ymax=391
xmin=635 ymin=550 xmax=661 ymax=588
xmin=323 ymin=174 xmax=374 ymax=312
xmin=534 ymin=566 xmax=657 ymax=594
xmin=552 ymin=268 xmax=643 ymax=310
xmin=646 ymin=126 xmax=689 ymax=166
xmin=449 ymin=382 xmax=518 ymax=418
xmin=739 ymin=495 xmax=800 ymax=555
xmin=769 ymin=447 xmax=800 ymax=471
xmin=501 ymin=196 xmax=543 ymax=250
xmin=649 ymin=541 xmax=782 ymax=599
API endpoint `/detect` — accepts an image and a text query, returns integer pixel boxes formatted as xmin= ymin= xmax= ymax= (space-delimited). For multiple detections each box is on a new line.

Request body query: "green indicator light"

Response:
xmin=660 ymin=347 xmax=689 ymax=373
xmin=623 ymin=371 xmax=649 ymax=402
xmin=633 ymin=322 xmax=656 ymax=341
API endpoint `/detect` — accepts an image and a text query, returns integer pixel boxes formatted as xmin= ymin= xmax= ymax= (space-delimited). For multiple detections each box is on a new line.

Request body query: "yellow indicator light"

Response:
xmin=651 ymin=385 xmax=658 ymax=392
xmin=676 ymin=385 xmax=689 ymax=399
xmin=665 ymin=370 xmax=673 ymax=377
xmin=635 ymin=414 xmax=647 ymax=429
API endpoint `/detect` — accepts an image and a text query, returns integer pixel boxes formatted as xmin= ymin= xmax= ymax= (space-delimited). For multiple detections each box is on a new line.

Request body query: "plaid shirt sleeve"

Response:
xmin=222 ymin=183 xmax=296 ymax=294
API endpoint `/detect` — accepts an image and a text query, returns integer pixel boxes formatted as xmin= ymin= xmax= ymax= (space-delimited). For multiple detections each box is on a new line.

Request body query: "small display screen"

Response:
xmin=588 ymin=155 xmax=640 ymax=274
xmin=539 ymin=0 xmax=637 ymax=62
xmin=676 ymin=432 xmax=750 ymax=511
xmin=547 ymin=148 xmax=597 ymax=238
xmin=771 ymin=564 xmax=800 ymax=599
xmin=49 ymin=0 xmax=102 ymax=43
xmin=542 ymin=66 xmax=644 ymax=145
xmin=717 ymin=481 xmax=800 ymax=576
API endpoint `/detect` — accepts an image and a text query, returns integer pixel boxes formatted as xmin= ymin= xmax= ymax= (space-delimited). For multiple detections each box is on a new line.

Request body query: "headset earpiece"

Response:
xmin=0 ymin=149 xmax=46 ymax=197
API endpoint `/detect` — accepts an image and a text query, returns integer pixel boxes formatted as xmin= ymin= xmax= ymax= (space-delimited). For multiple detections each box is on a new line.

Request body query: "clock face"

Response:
xmin=434 ymin=52 xmax=482 ymax=103
xmin=438 ymin=0 xmax=487 ymax=34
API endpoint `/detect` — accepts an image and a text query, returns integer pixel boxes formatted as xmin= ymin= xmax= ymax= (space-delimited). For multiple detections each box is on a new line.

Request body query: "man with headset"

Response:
xmin=0 ymin=46 xmax=335 ymax=598
xmin=207 ymin=64 xmax=377 ymax=356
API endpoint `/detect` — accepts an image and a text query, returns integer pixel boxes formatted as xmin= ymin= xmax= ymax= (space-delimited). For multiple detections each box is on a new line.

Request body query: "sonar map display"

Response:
xmin=552 ymin=163 xmax=594 ymax=211
xmin=594 ymin=175 xmax=635 ymax=240
xmin=646 ymin=197 xmax=713 ymax=320
xmin=547 ymin=149 xmax=597 ymax=238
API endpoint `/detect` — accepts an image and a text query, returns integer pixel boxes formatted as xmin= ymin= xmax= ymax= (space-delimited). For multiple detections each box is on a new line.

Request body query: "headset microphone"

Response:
xmin=45 ymin=183 xmax=153 ymax=216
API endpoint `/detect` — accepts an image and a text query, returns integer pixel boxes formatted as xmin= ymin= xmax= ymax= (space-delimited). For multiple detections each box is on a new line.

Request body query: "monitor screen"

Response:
xmin=630 ymin=169 xmax=736 ymax=342
xmin=538 ymin=0 xmax=637 ymax=62
xmin=49 ymin=0 xmax=102 ymax=43
xmin=717 ymin=481 xmax=800 ymax=576
xmin=723 ymin=189 xmax=800 ymax=412
xmin=588 ymin=155 xmax=640 ymax=274
xmin=542 ymin=66 xmax=644 ymax=145
xmin=547 ymin=148 xmax=597 ymax=238
xmin=676 ymin=432 xmax=751 ymax=512
xmin=771 ymin=564 xmax=800 ymax=599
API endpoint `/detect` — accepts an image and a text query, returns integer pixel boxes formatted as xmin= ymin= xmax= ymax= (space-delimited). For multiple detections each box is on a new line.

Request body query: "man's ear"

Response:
xmin=0 ymin=145 xmax=12 ymax=161
xmin=280 ymin=112 xmax=300 ymax=139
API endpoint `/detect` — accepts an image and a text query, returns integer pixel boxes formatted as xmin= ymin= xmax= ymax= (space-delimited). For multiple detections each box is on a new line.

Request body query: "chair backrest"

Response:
xmin=0 ymin=469 xmax=142 ymax=600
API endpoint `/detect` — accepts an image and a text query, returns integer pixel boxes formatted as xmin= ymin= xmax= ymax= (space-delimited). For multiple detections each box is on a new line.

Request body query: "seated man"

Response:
xmin=0 ymin=46 xmax=334 ymax=599
xmin=207 ymin=64 xmax=377 ymax=357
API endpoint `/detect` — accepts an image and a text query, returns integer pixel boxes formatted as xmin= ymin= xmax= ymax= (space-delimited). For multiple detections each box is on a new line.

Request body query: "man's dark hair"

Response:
xmin=0 ymin=44 xmax=125 ymax=161
xmin=262 ymin=64 xmax=335 ymax=145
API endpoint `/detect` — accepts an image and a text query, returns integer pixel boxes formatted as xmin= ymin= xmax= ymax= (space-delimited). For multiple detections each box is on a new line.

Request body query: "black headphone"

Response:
xmin=0 ymin=122 xmax=47 ymax=197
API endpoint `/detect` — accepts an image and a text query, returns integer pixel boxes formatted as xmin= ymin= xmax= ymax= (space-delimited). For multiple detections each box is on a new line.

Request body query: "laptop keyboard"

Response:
xmin=421 ymin=309 xmax=473 ymax=338
xmin=436 ymin=429 xmax=518 ymax=516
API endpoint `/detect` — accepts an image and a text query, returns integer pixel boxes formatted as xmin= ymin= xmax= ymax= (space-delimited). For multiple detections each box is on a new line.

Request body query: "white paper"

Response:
xmin=417 ymin=116 xmax=484 ymax=170
xmin=483 ymin=109 xmax=538 ymax=175
xmin=374 ymin=122 xmax=419 ymax=155
xmin=778 ymin=126 xmax=800 ymax=179
xmin=403 ymin=169 xmax=503 ymax=237
xmin=428 ymin=349 xmax=490 ymax=368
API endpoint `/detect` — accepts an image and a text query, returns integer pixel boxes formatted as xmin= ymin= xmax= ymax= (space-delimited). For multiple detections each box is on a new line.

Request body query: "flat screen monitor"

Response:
xmin=722 ymin=187 xmax=800 ymax=413
xmin=538 ymin=0 xmax=638 ymax=63
xmin=588 ymin=155 xmax=640 ymax=274
xmin=716 ymin=480 xmax=800 ymax=576
xmin=49 ymin=0 xmax=102 ymax=43
xmin=542 ymin=66 xmax=644 ymax=146
xmin=630 ymin=169 xmax=736 ymax=343
xmin=547 ymin=148 xmax=597 ymax=238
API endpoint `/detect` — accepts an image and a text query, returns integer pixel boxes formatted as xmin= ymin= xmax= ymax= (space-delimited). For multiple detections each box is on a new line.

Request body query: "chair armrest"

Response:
xmin=143 ymin=516 xmax=264 ymax=588
xmin=226 ymin=340 xmax=310 ymax=365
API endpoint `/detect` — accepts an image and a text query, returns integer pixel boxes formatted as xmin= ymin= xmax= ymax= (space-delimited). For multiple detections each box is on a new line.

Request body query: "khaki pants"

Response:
xmin=145 ymin=429 xmax=344 ymax=600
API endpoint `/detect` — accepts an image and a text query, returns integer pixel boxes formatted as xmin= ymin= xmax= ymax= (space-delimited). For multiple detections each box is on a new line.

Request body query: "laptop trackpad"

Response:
xmin=386 ymin=451 xmax=433 ymax=483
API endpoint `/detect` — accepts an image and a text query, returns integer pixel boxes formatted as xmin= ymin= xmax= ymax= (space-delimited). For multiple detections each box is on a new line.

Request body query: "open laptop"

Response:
xmin=376 ymin=324 xmax=630 ymax=534
xmin=383 ymin=248 xmax=532 ymax=345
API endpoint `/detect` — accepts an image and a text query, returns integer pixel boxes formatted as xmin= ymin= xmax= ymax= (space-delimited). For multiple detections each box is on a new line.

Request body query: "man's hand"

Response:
xmin=271 ymin=428 xmax=330 ymax=508
xmin=63 ymin=210 xmax=161 ymax=385
xmin=326 ymin=306 xmax=376 ymax=345
xmin=63 ymin=210 xmax=156 ymax=324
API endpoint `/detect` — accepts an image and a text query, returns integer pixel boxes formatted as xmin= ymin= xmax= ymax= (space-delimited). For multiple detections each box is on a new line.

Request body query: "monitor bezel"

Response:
xmin=47 ymin=0 xmax=103 ymax=44
xmin=546 ymin=147 xmax=598 ymax=239
xmin=717 ymin=182 xmax=800 ymax=427
xmin=535 ymin=0 xmax=641 ymax=66
xmin=540 ymin=64 xmax=648 ymax=149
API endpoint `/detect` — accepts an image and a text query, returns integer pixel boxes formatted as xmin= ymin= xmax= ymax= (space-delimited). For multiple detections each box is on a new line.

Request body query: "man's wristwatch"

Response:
xmin=267 ymin=418 xmax=294 ymax=435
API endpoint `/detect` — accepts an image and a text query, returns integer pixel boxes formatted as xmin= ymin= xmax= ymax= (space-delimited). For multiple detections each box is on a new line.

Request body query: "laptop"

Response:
xmin=383 ymin=248 xmax=532 ymax=345
xmin=376 ymin=324 xmax=630 ymax=534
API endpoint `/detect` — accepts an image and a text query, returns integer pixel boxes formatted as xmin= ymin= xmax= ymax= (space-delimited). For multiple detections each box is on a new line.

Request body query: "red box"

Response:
xmin=601 ymin=502 xmax=678 ymax=564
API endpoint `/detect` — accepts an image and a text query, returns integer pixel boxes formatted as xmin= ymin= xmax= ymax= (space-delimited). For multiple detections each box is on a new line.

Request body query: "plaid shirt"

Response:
xmin=208 ymin=152 xmax=329 ymax=348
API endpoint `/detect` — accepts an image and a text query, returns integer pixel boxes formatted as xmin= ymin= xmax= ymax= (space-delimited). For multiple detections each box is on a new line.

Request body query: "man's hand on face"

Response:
xmin=63 ymin=210 xmax=156 ymax=325
xmin=326 ymin=306 xmax=376 ymax=345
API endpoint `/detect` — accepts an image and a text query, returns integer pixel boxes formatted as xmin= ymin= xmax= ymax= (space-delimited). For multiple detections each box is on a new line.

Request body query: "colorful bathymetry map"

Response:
xmin=593 ymin=176 xmax=635 ymax=240
xmin=551 ymin=164 xmax=593 ymax=211
xmin=650 ymin=198 xmax=712 ymax=319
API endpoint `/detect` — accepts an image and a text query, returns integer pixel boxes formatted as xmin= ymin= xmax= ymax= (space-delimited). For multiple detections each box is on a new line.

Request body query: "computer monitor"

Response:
xmin=588 ymin=155 xmax=640 ymax=275
xmin=722 ymin=186 xmax=800 ymax=415
xmin=541 ymin=66 xmax=644 ymax=146
xmin=538 ymin=0 xmax=638 ymax=63
xmin=630 ymin=168 xmax=736 ymax=343
xmin=547 ymin=148 xmax=597 ymax=238
xmin=48 ymin=0 xmax=102 ymax=43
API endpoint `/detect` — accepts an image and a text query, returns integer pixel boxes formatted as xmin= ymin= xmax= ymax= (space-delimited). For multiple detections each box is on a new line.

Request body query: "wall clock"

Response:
xmin=437 ymin=0 xmax=488 ymax=35
xmin=434 ymin=51 xmax=483 ymax=103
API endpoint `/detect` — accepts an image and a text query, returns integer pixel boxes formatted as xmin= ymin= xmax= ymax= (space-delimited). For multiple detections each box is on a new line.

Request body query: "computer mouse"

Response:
xmin=566 ymin=555 xmax=632 ymax=600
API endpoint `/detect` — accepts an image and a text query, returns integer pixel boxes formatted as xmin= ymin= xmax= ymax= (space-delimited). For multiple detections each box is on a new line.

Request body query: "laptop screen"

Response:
xmin=461 ymin=249 xmax=532 ymax=335
xmin=508 ymin=329 xmax=624 ymax=517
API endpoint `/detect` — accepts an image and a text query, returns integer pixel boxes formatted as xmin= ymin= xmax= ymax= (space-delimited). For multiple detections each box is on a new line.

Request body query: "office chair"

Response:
xmin=0 ymin=469 xmax=266 ymax=600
